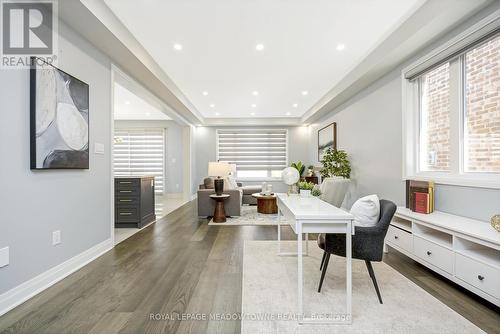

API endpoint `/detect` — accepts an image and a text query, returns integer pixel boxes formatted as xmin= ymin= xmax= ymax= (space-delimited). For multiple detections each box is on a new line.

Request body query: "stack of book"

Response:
xmin=406 ymin=180 xmax=434 ymax=214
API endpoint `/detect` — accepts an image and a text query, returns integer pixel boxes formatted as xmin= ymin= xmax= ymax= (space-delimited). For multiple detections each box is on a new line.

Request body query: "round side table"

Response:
xmin=251 ymin=193 xmax=278 ymax=214
xmin=210 ymin=194 xmax=230 ymax=223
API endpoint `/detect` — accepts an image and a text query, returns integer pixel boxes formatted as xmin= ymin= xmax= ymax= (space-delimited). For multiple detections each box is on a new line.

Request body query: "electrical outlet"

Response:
xmin=0 ymin=247 xmax=9 ymax=268
xmin=52 ymin=230 xmax=61 ymax=246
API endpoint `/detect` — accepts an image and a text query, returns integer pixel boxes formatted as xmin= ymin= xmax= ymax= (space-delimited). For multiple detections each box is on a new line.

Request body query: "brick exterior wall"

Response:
xmin=465 ymin=35 xmax=500 ymax=172
xmin=422 ymin=63 xmax=451 ymax=171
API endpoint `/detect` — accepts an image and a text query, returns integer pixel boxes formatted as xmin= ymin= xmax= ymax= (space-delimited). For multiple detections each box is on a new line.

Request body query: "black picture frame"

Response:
xmin=30 ymin=56 xmax=90 ymax=169
xmin=318 ymin=122 xmax=337 ymax=162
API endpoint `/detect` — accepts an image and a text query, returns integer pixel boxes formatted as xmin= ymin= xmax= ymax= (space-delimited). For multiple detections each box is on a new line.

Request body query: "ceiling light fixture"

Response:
xmin=250 ymin=112 xmax=256 ymax=116
xmin=124 ymin=100 xmax=131 ymax=105
xmin=202 ymin=91 xmax=208 ymax=96
xmin=286 ymin=112 xmax=291 ymax=116
xmin=301 ymin=91 xmax=308 ymax=96
xmin=251 ymin=104 xmax=257 ymax=108
xmin=255 ymin=43 xmax=264 ymax=51
xmin=173 ymin=43 xmax=183 ymax=50
xmin=215 ymin=112 xmax=220 ymax=116
xmin=336 ymin=43 xmax=345 ymax=51
xmin=292 ymin=103 xmax=298 ymax=108
xmin=252 ymin=91 xmax=259 ymax=96
xmin=145 ymin=112 xmax=151 ymax=116
xmin=209 ymin=103 xmax=215 ymax=108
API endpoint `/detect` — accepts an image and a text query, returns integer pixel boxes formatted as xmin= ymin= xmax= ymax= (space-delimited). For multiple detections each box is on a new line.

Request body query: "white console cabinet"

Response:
xmin=385 ymin=207 xmax=500 ymax=306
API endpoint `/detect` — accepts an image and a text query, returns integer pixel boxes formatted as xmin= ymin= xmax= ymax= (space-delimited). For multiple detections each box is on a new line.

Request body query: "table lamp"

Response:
xmin=208 ymin=162 xmax=230 ymax=195
xmin=282 ymin=167 xmax=300 ymax=195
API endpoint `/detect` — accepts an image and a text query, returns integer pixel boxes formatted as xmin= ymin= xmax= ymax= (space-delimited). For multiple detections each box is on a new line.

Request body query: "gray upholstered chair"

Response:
xmin=317 ymin=199 xmax=396 ymax=304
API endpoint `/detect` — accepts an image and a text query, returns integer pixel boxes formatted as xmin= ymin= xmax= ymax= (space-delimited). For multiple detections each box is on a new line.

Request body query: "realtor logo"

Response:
xmin=1 ymin=0 xmax=57 ymax=68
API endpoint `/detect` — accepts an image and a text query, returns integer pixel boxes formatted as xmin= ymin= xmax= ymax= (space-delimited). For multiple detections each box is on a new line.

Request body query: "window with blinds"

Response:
xmin=216 ymin=129 xmax=288 ymax=179
xmin=113 ymin=128 xmax=165 ymax=194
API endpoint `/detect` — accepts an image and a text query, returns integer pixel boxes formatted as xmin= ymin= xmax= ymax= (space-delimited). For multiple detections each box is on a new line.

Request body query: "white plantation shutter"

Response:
xmin=217 ymin=129 xmax=288 ymax=177
xmin=114 ymin=128 xmax=165 ymax=194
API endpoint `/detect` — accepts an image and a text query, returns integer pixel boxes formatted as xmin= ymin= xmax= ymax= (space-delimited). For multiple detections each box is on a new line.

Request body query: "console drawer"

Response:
xmin=455 ymin=253 xmax=500 ymax=299
xmin=414 ymin=236 xmax=453 ymax=274
xmin=115 ymin=206 xmax=139 ymax=223
xmin=386 ymin=225 xmax=412 ymax=253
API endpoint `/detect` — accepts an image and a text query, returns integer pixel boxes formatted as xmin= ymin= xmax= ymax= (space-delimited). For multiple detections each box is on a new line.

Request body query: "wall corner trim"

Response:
xmin=0 ymin=238 xmax=113 ymax=317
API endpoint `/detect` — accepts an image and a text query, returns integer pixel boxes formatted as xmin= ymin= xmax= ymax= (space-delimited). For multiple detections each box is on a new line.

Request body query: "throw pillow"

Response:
xmin=227 ymin=175 xmax=239 ymax=189
xmin=203 ymin=177 xmax=214 ymax=189
xmin=350 ymin=194 xmax=380 ymax=227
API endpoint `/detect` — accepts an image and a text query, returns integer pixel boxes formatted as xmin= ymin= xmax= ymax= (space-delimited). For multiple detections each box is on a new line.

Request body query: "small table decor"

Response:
xmin=251 ymin=193 xmax=278 ymax=214
xmin=210 ymin=194 xmax=230 ymax=223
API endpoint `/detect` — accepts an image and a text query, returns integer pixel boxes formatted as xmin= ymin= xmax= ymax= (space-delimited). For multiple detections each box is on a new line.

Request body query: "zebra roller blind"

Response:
xmin=217 ymin=129 xmax=288 ymax=178
xmin=114 ymin=128 xmax=165 ymax=194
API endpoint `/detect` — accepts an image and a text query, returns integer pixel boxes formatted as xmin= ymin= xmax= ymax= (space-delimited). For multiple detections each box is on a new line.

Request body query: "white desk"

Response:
xmin=276 ymin=193 xmax=355 ymax=324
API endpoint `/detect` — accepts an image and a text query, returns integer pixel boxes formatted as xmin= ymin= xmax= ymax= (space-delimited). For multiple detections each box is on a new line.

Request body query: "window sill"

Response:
xmin=404 ymin=173 xmax=500 ymax=190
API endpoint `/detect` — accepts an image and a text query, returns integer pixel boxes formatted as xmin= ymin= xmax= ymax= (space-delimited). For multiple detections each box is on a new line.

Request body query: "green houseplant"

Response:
xmin=290 ymin=161 xmax=305 ymax=177
xmin=320 ymin=148 xmax=351 ymax=179
xmin=311 ymin=186 xmax=322 ymax=197
xmin=298 ymin=181 xmax=314 ymax=197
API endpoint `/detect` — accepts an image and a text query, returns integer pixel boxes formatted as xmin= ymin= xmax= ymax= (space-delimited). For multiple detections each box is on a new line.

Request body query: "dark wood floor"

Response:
xmin=0 ymin=200 xmax=498 ymax=334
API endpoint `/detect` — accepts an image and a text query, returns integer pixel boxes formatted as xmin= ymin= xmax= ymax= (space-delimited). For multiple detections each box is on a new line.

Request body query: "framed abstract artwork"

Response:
xmin=30 ymin=57 xmax=89 ymax=169
xmin=318 ymin=122 xmax=337 ymax=161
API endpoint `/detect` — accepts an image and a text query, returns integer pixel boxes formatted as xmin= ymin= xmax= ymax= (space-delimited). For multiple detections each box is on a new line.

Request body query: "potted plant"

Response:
xmin=290 ymin=161 xmax=305 ymax=177
xmin=311 ymin=186 xmax=322 ymax=197
xmin=298 ymin=181 xmax=314 ymax=197
xmin=320 ymin=148 xmax=351 ymax=179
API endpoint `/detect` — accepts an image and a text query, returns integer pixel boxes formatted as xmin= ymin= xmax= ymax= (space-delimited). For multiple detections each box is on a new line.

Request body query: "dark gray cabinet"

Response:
xmin=115 ymin=176 xmax=155 ymax=228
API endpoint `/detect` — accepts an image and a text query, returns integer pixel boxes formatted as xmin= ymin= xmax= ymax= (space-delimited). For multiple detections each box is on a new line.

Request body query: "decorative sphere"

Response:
xmin=282 ymin=167 xmax=300 ymax=185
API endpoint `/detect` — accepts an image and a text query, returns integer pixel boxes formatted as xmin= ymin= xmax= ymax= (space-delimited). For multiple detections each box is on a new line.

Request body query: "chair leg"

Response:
xmin=365 ymin=260 xmax=383 ymax=304
xmin=317 ymin=253 xmax=331 ymax=292
xmin=320 ymin=251 xmax=326 ymax=271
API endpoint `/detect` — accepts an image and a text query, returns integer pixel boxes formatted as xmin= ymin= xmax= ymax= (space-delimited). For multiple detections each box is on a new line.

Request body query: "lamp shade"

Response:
xmin=208 ymin=162 xmax=230 ymax=177
xmin=282 ymin=167 xmax=300 ymax=185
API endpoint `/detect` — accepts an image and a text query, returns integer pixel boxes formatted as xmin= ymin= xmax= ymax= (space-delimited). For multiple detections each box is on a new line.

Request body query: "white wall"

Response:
xmin=193 ymin=126 xmax=311 ymax=193
xmin=307 ymin=5 xmax=500 ymax=221
xmin=114 ymin=120 xmax=185 ymax=194
xmin=0 ymin=21 xmax=112 ymax=294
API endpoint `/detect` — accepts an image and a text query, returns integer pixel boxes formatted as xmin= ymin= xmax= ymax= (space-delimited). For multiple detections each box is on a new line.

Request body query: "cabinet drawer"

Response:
xmin=115 ymin=206 xmax=139 ymax=222
xmin=115 ymin=188 xmax=139 ymax=196
xmin=414 ymin=236 xmax=453 ymax=274
xmin=115 ymin=196 xmax=139 ymax=206
xmin=386 ymin=225 xmax=412 ymax=253
xmin=455 ymin=253 xmax=500 ymax=299
xmin=115 ymin=179 xmax=139 ymax=190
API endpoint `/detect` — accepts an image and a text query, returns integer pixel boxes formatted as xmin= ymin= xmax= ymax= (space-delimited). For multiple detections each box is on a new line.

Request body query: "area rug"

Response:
xmin=241 ymin=240 xmax=483 ymax=334
xmin=208 ymin=205 xmax=289 ymax=226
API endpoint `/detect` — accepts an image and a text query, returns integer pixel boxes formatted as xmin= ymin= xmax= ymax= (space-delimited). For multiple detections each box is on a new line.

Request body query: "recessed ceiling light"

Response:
xmin=173 ymin=43 xmax=183 ymax=50
xmin=124 ymin=100 xmax=131 ymax=105
xmin=301 ymin=91 xmax=308 ymax=96
xmin=336 ymin=43 xmax=345 ymax=51
xmin=255 ymin=43 xmax=264 ymax=51
xmin=145 ymin=112 xmax=151 ymax=116
xmin=215 ymin=112 xmax=220 ymax=116
xmin=251 ymin=104 xmax=257 ymax=108
xmin=209 ymin=103 xmax=215 ymax=108
xmin=286 ymin=112 xmax=291 ymax=116
xmin=250 ymin=112 xmax=256 ymax=116
xmin=202 ymin=91 xmax=208 ymax=96
xmin=252 ymin=91 xmax=259 ymax=96
xmin=292 ymin=103 xmax=298 ymax=108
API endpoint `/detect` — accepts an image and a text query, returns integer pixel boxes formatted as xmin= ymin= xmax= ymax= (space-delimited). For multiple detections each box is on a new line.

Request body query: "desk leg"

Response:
xmin=277 ymin=209 xmax=281 ymax=254
xmin=297 ymin=223 xmax=303 ymax=323
xmin=346 ymin=220 xmax=352 ymax=323
xmin=305 ymin=233 xmax=309 ymax=255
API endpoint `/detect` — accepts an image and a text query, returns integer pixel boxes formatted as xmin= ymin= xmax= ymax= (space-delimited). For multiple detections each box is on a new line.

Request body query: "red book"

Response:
xmin=414 ymin=192 xmax=429 ymax=214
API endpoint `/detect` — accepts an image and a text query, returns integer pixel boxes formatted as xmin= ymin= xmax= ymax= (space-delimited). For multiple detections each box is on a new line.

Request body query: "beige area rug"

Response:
xmin=241 ymin=241 xmax=483 ymax=334
xmin=208 ymin=205 xmax=289 ymax=226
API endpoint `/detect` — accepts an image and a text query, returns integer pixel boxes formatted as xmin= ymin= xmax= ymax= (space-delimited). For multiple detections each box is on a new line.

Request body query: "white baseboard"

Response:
xmin=0 ymin=238 xmax=113 ymax=317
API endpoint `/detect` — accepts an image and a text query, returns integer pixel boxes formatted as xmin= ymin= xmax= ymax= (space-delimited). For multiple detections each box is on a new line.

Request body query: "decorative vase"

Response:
xmin=301 ymin=190 xmax=311 ymax=197
xmin=491 ymin=215 xmax=500 ymax=232
xmin=267 ymin=184 xmax=273 ymax=194
xmin=214 ymin=178 xmax=224 ymax=196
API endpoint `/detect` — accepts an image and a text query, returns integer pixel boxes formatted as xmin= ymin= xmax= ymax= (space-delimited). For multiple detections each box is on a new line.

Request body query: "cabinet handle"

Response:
xmin=426 ymin=251 xmax=432 ymax=256
xmin=120 ymin=190 xmax=132 ymax=193
xmin=119 ymin=181 xmax=132 ymax=184
xmin=119 ymin=212 xmax=132 ymax=216
xmin=394 ymin=236 xmax=399 ymax=239
xmin=477 ymin=275 xmax=484 ymax=281
xmin=119 ymin=199 xmax=132 ymax=202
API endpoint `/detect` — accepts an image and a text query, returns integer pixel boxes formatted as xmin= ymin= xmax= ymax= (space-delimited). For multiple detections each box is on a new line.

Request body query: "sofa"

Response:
xmin=197 ymin=177 xmax=261 ymax=217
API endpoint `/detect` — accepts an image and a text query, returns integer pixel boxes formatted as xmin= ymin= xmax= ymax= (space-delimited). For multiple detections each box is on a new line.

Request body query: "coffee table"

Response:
xmin=251 ymin=193 xmax=278 ymax=214
xmin=209 ymin=194 xmax=230 ymax=223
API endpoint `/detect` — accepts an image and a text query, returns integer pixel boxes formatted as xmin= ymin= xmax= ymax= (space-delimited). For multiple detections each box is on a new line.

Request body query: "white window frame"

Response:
xmin=216 ymin=128 xmax=289 ymax=181
xmin=402 ymin=11 xmax=500 ymax=189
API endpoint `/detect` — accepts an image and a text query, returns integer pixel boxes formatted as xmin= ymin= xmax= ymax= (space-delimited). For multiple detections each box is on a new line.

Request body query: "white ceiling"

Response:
xmin=105 ymin=0 xmax=423 ymax=119
xmin=114 ymin=82 xmax=171 ymax=120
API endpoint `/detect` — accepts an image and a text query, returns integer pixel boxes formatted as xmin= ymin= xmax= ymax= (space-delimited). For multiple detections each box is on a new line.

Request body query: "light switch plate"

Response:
xmin=94 ymin=142 xmax=105 ymax=154
xmin=52 ymin=231 xmax=61 ymax=245
xmin=0 ymin=247 xmax=9 ymax=268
